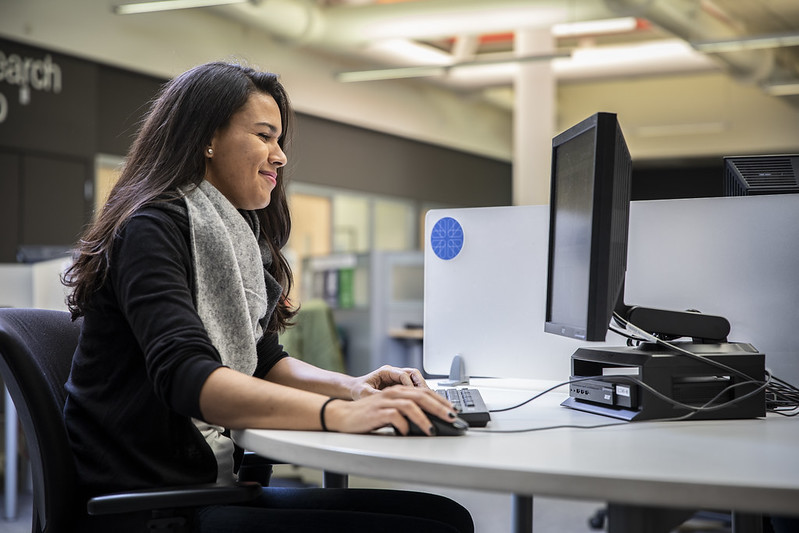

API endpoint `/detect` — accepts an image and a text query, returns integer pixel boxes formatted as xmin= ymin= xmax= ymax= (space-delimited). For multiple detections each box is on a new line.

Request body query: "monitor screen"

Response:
xmin=544 ymin=112 xmax=632 ymax=342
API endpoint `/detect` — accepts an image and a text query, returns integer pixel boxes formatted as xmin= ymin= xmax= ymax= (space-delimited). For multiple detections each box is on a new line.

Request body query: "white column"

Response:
xmin=513 ymin=28 xmax=556 ymax=206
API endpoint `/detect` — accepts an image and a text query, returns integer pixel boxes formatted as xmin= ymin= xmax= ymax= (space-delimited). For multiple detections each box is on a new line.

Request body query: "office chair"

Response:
xmin=0 ymin=308 xmax=263 ymax=533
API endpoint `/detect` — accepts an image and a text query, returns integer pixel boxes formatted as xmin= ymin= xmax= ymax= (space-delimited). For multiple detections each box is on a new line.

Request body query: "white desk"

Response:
xmin=233 ymin=379 xmax=799 ymax=533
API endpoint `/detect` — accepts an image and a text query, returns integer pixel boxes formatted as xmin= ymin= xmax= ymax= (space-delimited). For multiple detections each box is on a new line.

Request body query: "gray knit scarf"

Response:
xmin=181 ymin=179 xmax=279 ymax=483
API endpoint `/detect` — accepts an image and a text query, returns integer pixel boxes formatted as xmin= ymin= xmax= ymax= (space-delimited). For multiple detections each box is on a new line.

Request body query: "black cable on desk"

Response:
xmin=480 ymin=313 xmax=799 ymax=430
xmin=613 ymin=313 xmax=799 ymax=416
xmin=477 ymin=372 xmax=771 ymax=433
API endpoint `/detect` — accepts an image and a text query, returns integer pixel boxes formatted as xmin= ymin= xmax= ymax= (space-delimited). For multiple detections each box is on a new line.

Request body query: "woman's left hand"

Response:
xmin=350 ymin=365 xmax=428 ymax=399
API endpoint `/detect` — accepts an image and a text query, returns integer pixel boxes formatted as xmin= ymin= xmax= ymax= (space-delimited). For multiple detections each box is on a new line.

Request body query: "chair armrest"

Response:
xmin=87 ymin=481 xmax=262 ymax=515
xmin=238 ymin=451 xmax=283 ymax=484
xmin=241 ymin=451 xmax=282 ymax=467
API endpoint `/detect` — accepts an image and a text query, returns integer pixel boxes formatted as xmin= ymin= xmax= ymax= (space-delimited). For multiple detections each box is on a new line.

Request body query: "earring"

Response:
xmin=206 ymin=148 xmax=214 ymax=156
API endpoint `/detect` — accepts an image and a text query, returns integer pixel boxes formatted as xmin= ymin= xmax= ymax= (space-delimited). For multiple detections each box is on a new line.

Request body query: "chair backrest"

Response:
xmin=0 ymin=308 xmax=83 ymax=532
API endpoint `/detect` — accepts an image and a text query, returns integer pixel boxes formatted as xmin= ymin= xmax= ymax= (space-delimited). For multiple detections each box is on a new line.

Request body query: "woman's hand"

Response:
xmin=349 ymin=365 xmax=428 ymax=400
xmin=324 ymin=384 xmax=455 ymax=436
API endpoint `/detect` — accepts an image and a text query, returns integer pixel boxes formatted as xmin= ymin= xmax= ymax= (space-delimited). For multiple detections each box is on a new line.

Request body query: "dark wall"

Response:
xmin=0 ymin=152 xmax=20 ymax=261
xmin=97 ymin=66 xmax=164 ymax=156
xmin=0 ymin=37 xmax=512 ymax=263
xmin=0 ymin=39 xmax=101 ymax=261
xmin=0 ymin=148 xmax=90 ymax=262
xmin=632 ymin=158 xmax=724 ymax=200
xmin=293 ymin=114 xmax=511 ymax=207
xmin=0 ymin=40 xmax=97 ymax=157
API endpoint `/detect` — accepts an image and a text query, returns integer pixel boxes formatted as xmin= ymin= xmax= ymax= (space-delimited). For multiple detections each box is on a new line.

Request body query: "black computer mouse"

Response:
xmin=400 ymin=412 xmax=468 ymax=436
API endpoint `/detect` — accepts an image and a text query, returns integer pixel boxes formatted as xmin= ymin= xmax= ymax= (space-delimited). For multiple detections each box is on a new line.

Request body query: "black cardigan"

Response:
xmin=64 ymin=202 xmax=287 ymax=497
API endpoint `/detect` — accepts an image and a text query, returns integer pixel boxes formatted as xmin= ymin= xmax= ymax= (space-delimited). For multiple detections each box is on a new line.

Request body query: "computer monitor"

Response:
xmin=544 ymin=114 xmax=766 ymax=421
xmin=544 ymin=112 xmax=632 ymax=342
xmin=544 ymin=112 xmax=731 ymax=344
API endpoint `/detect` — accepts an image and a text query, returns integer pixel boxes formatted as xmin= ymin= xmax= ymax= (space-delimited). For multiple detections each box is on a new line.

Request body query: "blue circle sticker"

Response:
xmin=430 ymin=217 xmax=464 ymax=260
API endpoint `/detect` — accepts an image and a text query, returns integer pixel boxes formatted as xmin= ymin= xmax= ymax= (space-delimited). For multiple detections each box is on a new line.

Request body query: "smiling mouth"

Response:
xmin=260 ymin=170 xmax=277 ymax=185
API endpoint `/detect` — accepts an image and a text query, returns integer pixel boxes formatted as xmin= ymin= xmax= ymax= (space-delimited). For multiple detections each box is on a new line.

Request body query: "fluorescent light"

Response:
xmin=763 ymin=82 xmax=799 ymax=96
xmin=114 ymin=0 xmax=248 ymax=15
xmin=340 ymin=37 xmax=719 ymax=84
xmin=552 ymin=17 xmax=638 ymax=37
xmin=568 ymin=40 xmax=695 ymax=64
xmin=448 ymin=62 xmax=518 ymax=83
xmin=336 ymin=52 xmax=569 ymax=83
xmin=365 ymin=39 xmax=452 ymax=67
xmin=692 ymin=32 xmax=799 ymax=53
xmin=348 ymin=5 xmax=572 ymax=42
xmin=337 ymin=66 xmax=448 ymax=83
xmin=552 ymin=39 xmax=717 ymax=81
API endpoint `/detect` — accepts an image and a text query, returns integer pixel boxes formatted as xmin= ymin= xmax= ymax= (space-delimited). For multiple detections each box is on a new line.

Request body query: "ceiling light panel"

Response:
xmin=366 ymin=39 xmax=453 ymax=66
xmin=114 ymin=0 xmax=247 ymax=15
xmin=551 ymin=17 xmax=639 ymax=37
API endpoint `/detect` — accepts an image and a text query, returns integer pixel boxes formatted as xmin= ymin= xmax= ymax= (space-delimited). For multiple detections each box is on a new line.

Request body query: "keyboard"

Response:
xmin=436 ymin=387 xmax=491 ymax=427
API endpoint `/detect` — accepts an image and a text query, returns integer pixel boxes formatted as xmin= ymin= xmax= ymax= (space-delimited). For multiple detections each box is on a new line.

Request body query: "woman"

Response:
xmin=63 ymin=61 xmax=473 ymax=533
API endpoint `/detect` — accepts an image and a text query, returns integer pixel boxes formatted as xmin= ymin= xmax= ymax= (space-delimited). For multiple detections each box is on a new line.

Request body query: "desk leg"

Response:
xmin=731 ymin=512 xmax=763 ymax=533
xmin=322 ymin=471 xmax=349 ymax=488
xmin=607 ymin=504 xmax=693 ymax=533
xmin=511 ymin=494 xmax=533 ymax=533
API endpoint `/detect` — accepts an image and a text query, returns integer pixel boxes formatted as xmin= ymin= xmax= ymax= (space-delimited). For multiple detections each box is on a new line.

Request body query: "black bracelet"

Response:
xmin=320 ymin=397 xmax=338 ymax=432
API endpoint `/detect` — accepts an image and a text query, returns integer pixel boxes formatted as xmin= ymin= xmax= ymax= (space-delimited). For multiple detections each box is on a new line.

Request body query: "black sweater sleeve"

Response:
xmin=65 ymin=203 xmax=291 ymax=496
xmin=109 ymin=207 xmax=224 ymax=420
xmin=111 ymin=205 xmax=289 ymax=415
xmin=254 ymin=332 xmax=289 ymax=380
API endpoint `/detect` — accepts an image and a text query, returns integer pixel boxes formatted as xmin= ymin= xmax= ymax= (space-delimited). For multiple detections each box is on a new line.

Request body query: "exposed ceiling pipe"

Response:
xmin=603 ymin=0 xmax=778 ymax=84
xmin=218 ymin=0 xmax=714 ymax=88
xmin=212 ymin=0 xmax=797 ymax=106
xmin=220 ymin=0 xmax=619 ymax=48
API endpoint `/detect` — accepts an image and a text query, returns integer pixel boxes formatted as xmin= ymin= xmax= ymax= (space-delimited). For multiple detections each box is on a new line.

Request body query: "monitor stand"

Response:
xmin=438 ymin=354 xmax=469 ymax=386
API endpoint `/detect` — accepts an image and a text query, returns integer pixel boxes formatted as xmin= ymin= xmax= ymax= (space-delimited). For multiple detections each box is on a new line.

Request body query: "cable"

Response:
xmin=769 ymin=408 xmax=799 ymax=417
xmin=474 ymin=372 xmax=768 ymax=433
xmin=613 ymin=312 xmax=799 ymax=414
xmin=770 ymin=375 xmax=799 ymax=405
xmin=489 ymin=373 xmax=767 ymax=416
xmin=477 ymin=315 xmax=799 ymax=432
xmin=625 ymin=373 xmax=771 ymax=421
xmin=479 ymin=363 xmax=782 ymax=434
xmin=474 ymin=376 xmax=768 ymax=433
xmin=613 ymin=312 xmax=761 ymax=382
xmin=488 ymin=375 xmax=601 ymax=413
xmin=608 ymin=324 xmax=643 ymax=343
xmin=470 ymin=421 xmax=628 ymax=434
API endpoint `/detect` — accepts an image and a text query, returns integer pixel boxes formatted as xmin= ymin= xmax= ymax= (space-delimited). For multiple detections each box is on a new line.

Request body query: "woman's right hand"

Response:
xmin=323 ymin=385 xmax=456 ymax=436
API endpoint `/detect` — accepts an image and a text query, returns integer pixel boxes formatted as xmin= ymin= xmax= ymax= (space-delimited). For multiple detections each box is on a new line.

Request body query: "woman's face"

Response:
xmin=204 ymin=92 xmax=287 ymax=210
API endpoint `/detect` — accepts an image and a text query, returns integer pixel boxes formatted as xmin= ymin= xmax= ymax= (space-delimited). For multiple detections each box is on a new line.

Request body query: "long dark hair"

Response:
xmin=64 ymin=61 xmax=297 ymax=332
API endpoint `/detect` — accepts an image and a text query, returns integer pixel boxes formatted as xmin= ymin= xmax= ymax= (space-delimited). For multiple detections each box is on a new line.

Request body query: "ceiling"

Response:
xmin=163 ymin=0 xmax=799 ymax=110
